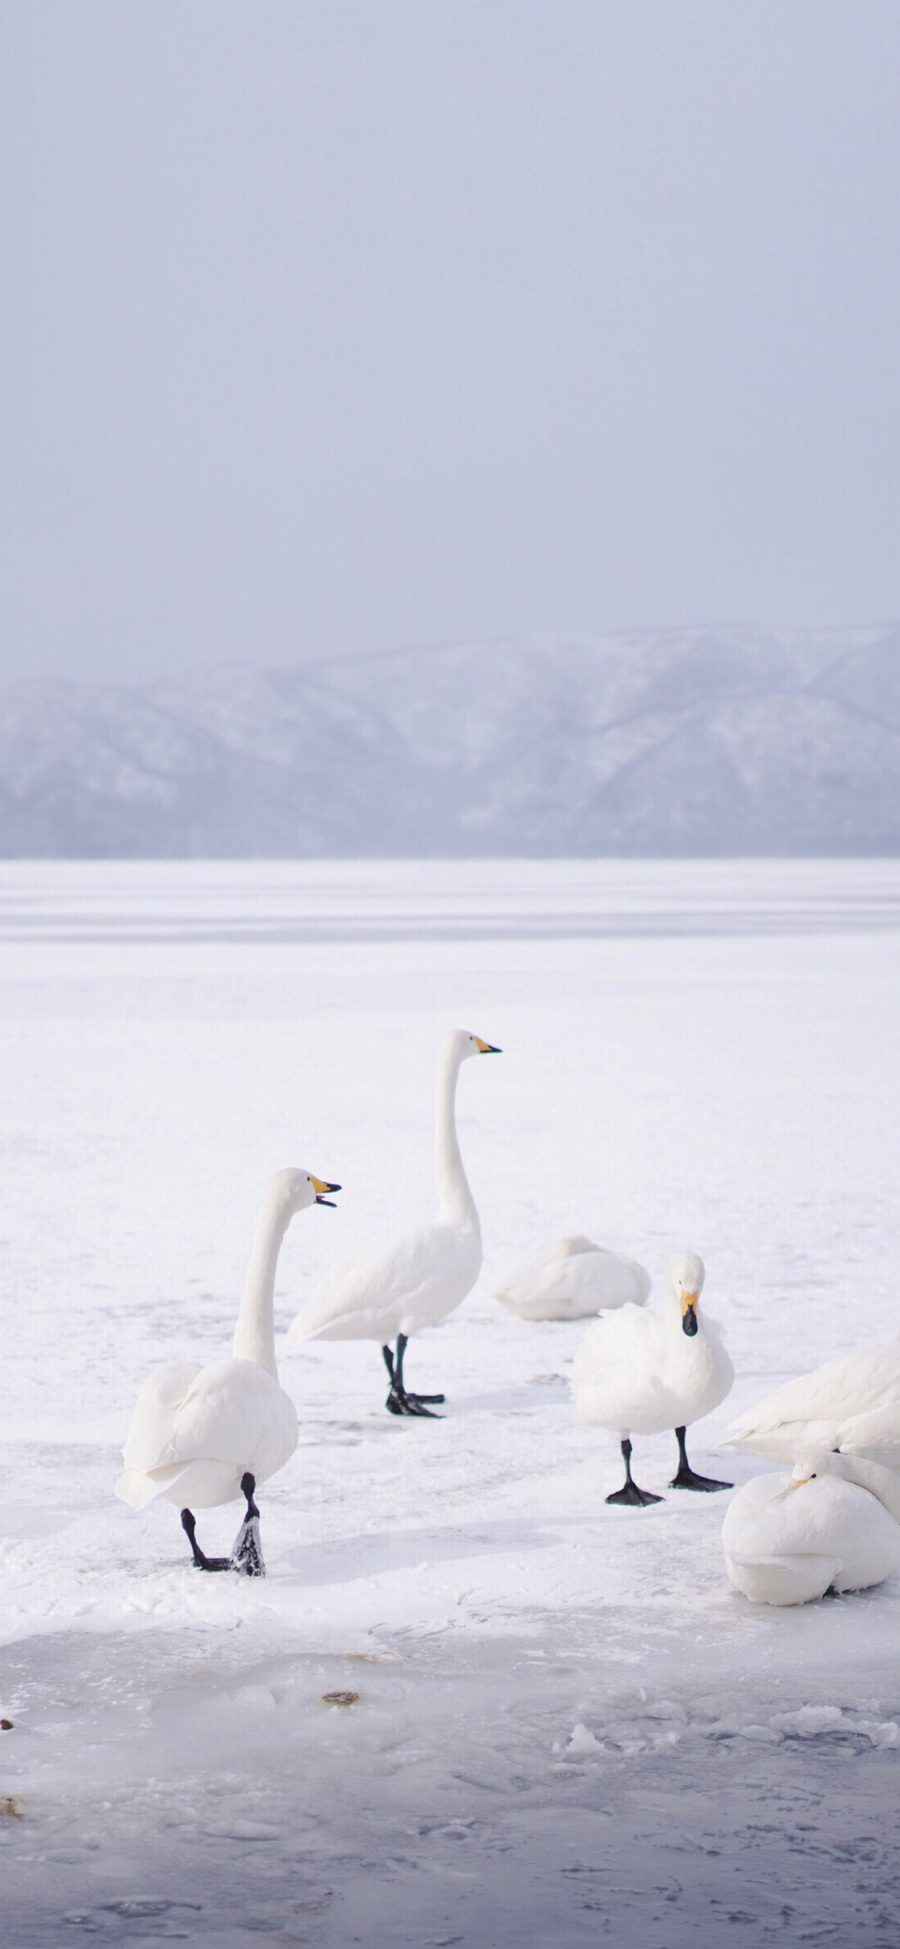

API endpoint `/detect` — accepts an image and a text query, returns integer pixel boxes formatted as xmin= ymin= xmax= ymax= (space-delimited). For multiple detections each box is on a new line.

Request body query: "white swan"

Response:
xmin=116 ymin=1168 xmax=340 ymax=1574
xmin=728 ymin=1337 xmax=900 ymax=1465
xmin=723 ymin=1450 xmax=900 ymax=1606
xmin=287 ymin=1030 xmax=500 ymax=1415
xmin=572 ymin=1250 xmax=734 ymax=1504
xmin=497 ymin=1236 xmax=650 ymax=1321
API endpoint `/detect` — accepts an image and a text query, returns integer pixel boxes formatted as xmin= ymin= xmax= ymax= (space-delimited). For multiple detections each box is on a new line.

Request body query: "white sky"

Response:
xmin=2 ymin=1 xmax=899 ymax=685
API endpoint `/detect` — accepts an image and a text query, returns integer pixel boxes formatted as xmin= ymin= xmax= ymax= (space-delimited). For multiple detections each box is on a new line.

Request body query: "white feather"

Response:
xmin=287 ymin=1030 xmax=498 ymax=1352
xmin=497 ymin=1236 xmax=650 ymax=1321
xmin=722 ymin=1451 xmax=900 ymax=1606
xmin=728 ymin=1337 xmax=900 ymax=1465
xmin=116 ymin=1168 xmax=328 ymax=1513
xmin=572 ymin=1250 xmax=733 ymax=1437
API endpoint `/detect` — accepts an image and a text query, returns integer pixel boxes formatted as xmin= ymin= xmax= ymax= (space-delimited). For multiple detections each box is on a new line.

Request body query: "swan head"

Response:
xmin=787 ymin=1450 xmax=840 ymax=1491
xmin=669 ymin=1250 xmax=705 ymax=1337
xmin=269 ymin=1168 xmax=342 ymax=1216
xmin=449 ymin=1029 xmax=502 ymax=1063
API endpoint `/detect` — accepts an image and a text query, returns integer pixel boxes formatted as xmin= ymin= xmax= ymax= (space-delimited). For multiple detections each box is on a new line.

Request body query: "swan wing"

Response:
xmin=571 ymin=1307 xmax=672 ymax=1426
xmin=574 ymin=1303 xmax=660 ymax=1374
xmin=498 ymin=1242 xmax=650 ymax=1320
xmin=288 ymin=1221 xmax=480 ymax=1342
xmin=726 ymin=1548 xmax=842 ymax=1572
xmin=495 ymin=1240 xmax=599 ymax=1319
xmin=724 ymin=1549 xmax=843 ymax=1606
xmin=116 ymin=1357 xmax=297 ymax=1508
xmin=728 ymin=1339 xmax=900 ymax=1456
xmin=157 ymin=1359 xmax=292 ymax=1469
xmin=119 ymin=1361 xmax=203 ymax=1474
xmin=835 ymin=1403 xmax=900 ymax=1470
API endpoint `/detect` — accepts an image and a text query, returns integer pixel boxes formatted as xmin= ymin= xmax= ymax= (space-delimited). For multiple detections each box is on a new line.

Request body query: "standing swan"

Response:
xmin=287 ymin=1031 xmax=501 ymax=1415
xmin=573 ymin=1250 xmax=734 ymax=1504
xmin=116 ymin=1168 xmax=340 ymax=1574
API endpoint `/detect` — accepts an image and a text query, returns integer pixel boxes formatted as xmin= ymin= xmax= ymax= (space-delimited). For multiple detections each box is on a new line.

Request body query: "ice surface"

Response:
xmin=3 ymin=859 xmax=900 ymax=1946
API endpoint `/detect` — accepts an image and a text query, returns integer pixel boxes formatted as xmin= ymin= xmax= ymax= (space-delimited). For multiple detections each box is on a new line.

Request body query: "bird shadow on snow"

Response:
xmin=298 ymin=1379 xmax=569 ymax=1437
xmin=280 ymin=1516 xmax=559 ymax=1586
xmin=447 ymin=1380 xmax=570 ymax=1416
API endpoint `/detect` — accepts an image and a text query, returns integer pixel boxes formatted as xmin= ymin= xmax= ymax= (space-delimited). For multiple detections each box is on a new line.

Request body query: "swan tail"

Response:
xmin=114 ymin=1466 xmax=182 ymax=1511
xmin=115 ymin=1460 xmax=216 ymax=1509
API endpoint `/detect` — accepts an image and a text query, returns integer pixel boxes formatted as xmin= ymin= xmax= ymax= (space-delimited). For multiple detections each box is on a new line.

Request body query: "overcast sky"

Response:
xmin=2 ymin=1 xmax=899 ymax=687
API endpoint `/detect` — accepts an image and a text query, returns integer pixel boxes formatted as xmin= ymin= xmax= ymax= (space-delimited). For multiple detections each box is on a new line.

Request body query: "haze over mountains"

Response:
xmin=1 ymin=629 xmax=899 ymax=858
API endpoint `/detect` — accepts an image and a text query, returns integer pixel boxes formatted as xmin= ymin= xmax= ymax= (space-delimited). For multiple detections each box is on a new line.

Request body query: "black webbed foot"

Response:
xmin=382 ymin=1337 xmax=444 ymax=1416
xmin=670 ymin=1427 xmax=732 ymax=1493
xmin=606 ymin=1482 xmax=663 ymax=1507
xmin=606 ymin=1437 xmax=661 ymax=1507
xmin=385 ymin=1385 xmax=444 ymax=1419
xmin=669 ymin=1465 xmax=733 ymax=1493
xmin=180 ymin=1508 xmax=232 ymax=1573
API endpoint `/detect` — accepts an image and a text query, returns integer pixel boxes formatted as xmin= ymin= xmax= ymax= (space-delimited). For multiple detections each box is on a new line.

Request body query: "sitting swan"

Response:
xmin=287 ymin=1030 xmax=500 ymax=1416
xmin=116 ymin=1168 xmax=340 ymax=1574
xmin=728 ymin=1337 xmax=900 ymax=1466
xmin=497 ymin=1236 xmax=650 ymax=1321
xmin=572 ymin=1250 xmax=734 ymax=1504
xmin=723 ymin=1450 xmax=900 ymax=1606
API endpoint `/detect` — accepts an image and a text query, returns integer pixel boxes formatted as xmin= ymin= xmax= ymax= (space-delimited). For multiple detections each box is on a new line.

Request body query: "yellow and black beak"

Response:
xmin=474 ymin=1036 xmax=502 ymax=1054
xmin=312 ymin=1177 xmax=341 ymax=1207
xmin=681 ymin=1291 xmax=699 ymax=1337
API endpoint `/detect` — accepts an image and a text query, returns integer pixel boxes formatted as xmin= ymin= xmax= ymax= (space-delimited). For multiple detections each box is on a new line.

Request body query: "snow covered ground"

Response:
xmin=2 ymin=858 xmax=900 ymax=1947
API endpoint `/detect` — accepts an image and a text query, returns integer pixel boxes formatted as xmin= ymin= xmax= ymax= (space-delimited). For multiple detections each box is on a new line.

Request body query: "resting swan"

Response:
xmin=497 ymin=1236 xmax=650 ymax=1321
xmin=287 ymin=1030 xmax=500 ymax=1415
xmin=723 ymin=1450 xmax=900 ymax=1606
xmin=728 ymin=1337 xmax=900 ymax=1466
xmin=572 ymin=1250 xmax=734 ymax=1504
xmin=116 ymin=1168 xmax=340 ymax=1574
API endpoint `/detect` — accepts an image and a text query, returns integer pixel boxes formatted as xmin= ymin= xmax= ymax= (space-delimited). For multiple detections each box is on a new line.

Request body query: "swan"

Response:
xmin=287 ymin=1030 xmax=500 ymax=1415
xmin=116 ymin=1168 xmax=341 ymax=1574
xmin=728 ymin=1337 xmax=900 ymax=1465
xmin=572 ymin=1249 xmax=734 ymax=1504
xmin=497 ymin=1236 xmax=650 ymax=1321
xmin=722 ymin=1450 xmax=900 ymax=1606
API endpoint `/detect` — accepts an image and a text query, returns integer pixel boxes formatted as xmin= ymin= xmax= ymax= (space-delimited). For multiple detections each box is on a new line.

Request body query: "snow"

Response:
xmin=3 ymin=857 xmax=900 ymax=1946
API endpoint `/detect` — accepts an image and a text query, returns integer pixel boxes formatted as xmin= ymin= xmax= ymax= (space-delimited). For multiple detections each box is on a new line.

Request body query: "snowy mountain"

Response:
xmin=1 ymin=627 xmax=900 ymax=856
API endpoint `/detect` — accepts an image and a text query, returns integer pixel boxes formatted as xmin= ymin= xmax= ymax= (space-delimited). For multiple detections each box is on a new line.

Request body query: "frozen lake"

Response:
xmin=3 ymin=859 xmax=900 ymax=1946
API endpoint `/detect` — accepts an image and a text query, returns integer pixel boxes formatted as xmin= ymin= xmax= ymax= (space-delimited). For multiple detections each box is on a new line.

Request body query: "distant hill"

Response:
xmin=1 ymin=628 xmax=899 ymax=856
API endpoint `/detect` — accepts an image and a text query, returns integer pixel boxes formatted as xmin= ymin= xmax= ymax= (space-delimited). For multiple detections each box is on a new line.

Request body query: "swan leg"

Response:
xmin=382 ymin=1336 xmax=445 ymax=1417
xmin=180 ymin=1508 xmax=232 ymax=1572
xmin=396 ymin=1334 xmax=445 ymax=1405
xmin=606 ymin=1438 xmax=663 ymax=1507
xmin=669 ymin=1425 xmax=732 ymax=1492
xmin=230 ymin=1473 xmax=266 ymax=1577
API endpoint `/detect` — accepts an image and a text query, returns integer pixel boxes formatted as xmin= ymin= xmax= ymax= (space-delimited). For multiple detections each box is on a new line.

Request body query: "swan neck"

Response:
xmin=233 ymin=1193 xmax=288 ymax=1379
xmin=436 ymin=1046 xmax=479 ymax=1229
